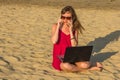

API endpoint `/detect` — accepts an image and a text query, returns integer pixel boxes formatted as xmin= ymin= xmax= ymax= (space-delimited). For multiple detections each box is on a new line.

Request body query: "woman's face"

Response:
xmin=61 ymin=11 xmax=72 ymax=23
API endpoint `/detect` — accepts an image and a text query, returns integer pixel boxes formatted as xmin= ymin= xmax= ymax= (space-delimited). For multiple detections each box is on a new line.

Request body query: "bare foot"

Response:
xmin=96 ymin=62 xmax=102 ymax=68
xmin=89 ymin=62 xmax=103 ymax=71
xmin=96 ymin=62 xmax=103 ymax=71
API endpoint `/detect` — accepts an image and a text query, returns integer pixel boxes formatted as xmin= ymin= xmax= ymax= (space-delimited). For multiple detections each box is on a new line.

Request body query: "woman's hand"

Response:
xmin=67 ymin=20 xmax=73 ymax=32
xmin=57 ymin=19 xmax=63 ymax=29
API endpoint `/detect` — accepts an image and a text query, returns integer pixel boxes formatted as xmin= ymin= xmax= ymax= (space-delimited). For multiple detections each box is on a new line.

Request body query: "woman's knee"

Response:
xmin=76 ymin=62 xmax=90 ymax=69
xmin=60 ymin=63 xmax=74 ymax=71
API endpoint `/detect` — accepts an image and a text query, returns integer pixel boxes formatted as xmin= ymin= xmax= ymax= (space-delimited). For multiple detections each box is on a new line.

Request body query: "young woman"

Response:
xmin=51 ymin=6 xmax=102 ymax=72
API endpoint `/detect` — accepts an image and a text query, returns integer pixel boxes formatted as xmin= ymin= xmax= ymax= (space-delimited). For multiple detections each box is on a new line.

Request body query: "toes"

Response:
xmin=96 ymin=62 xmax=103 ymax=68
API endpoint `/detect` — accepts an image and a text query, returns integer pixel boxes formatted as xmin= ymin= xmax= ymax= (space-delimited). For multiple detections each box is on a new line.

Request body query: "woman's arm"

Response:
xmin=51 ymin=24 xmax=60 ymax=44
xmin=70 ymin=30 xmax=78 ymax=46
xmin=51 ymin=19 xmax=63 ymax=44
xmin=68 ymin=20 xmax=78 ymax=47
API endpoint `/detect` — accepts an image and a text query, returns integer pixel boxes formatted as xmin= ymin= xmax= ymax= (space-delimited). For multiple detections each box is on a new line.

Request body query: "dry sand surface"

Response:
xmin=0 ymin=0 xmax=120 ymax=80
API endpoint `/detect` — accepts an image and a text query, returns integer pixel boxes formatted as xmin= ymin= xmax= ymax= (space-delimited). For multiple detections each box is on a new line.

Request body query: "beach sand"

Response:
xmin=0 ymin=0 xmax=120 ymax=80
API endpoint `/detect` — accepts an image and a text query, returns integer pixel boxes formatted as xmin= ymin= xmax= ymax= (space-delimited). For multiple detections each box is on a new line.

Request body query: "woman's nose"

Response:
xmin=63 ymin=19 xmax=68 ymax=22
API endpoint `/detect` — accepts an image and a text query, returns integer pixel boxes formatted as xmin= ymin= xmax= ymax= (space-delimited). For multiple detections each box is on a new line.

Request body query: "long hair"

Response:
xmin=61 ymin=6 xmax=85 ymax=34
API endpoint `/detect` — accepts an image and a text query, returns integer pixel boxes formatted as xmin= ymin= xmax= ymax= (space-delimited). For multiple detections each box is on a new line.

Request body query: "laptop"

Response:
xmin=58 ymin=46 xmax=93 ymax=63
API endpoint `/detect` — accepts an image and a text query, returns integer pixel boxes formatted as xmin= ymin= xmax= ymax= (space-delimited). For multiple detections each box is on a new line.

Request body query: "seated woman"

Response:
xmin=51 ymin=6 xmax=103 ymax=72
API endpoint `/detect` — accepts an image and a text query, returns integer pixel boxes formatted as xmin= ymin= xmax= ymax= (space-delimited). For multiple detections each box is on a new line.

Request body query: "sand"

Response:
xmin=0 ymin=0 xmax=120 ymax=80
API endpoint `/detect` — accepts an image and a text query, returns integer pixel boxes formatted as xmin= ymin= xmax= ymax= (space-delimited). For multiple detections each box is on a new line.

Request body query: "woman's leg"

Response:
xmin=60 ymin=62 xmax=80 ymax=72
xmin=75 ymin=61 xmax=103 ymax=71
xmin=60 ymin=62 xmax=103 ymax=72
xmin=75 ymin=61 xmax=90 ymax=70
xmin=89 ymin=62 xmax=103 ymax=71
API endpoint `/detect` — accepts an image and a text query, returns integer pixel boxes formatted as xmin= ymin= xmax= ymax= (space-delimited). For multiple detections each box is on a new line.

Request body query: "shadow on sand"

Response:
xmin=90 ymin=51 xmax=118 ymax=63
xmin=87 ymin=30 xmax=120 ymax=62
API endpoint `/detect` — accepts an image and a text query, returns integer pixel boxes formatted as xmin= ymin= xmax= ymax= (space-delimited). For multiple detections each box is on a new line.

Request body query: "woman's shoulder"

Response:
xmin=52 ymin=23 xmax=57 ymax=26
xmin=52 ymin=23 xmax=57 ymax=28
xmin=52 ymin=23 xmax=58 ymax=31
xmin=73 ymin=29 xmax=79 ymax=35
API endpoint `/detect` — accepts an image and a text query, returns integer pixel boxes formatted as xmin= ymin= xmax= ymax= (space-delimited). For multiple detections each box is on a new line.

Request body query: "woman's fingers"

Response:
xmin=57 ymin=19 xmax=63 ymax=28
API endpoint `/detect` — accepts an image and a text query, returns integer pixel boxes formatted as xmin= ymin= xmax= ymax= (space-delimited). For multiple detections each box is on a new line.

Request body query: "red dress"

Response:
xmin=52 ymin=29 xmax=75 ymax=71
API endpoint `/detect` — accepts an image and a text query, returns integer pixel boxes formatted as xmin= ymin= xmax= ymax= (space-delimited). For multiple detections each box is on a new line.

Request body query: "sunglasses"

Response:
xmin=61 ymin=16 xmax=72 ymax=20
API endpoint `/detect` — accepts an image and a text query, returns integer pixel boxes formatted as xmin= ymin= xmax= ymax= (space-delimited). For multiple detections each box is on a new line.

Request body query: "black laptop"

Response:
xmin=58 ymin=46 xmax=93 ymax=63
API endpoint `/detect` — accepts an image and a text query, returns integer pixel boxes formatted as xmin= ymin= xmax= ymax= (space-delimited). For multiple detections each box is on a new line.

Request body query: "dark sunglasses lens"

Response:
xmin=61 ymin=16 xmax=65 ymax=19
xmin=61 ymin=16 xmax=72 ymax=20
xmin=66 ymin=17 xmax=71 ymax=20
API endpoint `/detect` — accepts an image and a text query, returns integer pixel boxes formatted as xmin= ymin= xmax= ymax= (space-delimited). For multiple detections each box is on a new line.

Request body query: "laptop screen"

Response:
xmin=63 ymin=46 xmax=93 ymax=63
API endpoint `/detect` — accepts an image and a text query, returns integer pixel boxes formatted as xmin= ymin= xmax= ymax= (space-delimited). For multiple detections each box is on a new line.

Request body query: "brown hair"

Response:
xmin=61 ymin=6 xmax=85 ymax=34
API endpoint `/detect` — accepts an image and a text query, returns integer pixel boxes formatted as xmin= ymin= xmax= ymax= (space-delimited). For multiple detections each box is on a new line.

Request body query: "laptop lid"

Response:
xmin=63 ymin=46 xmax=93 ymax=63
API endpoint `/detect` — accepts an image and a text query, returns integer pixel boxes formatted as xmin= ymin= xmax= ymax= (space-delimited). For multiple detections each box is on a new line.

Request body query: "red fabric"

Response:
xmin=52 ymin=30 xmax=74 ymax=71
